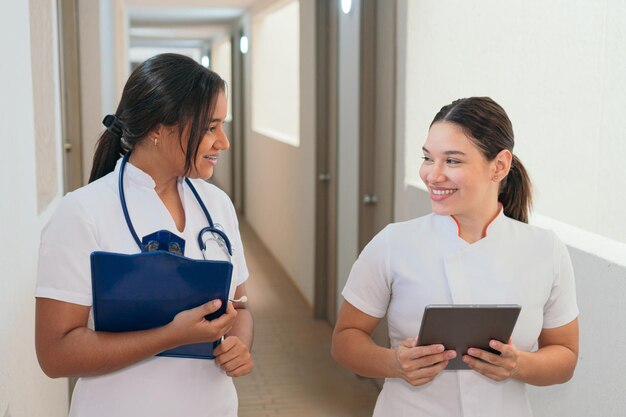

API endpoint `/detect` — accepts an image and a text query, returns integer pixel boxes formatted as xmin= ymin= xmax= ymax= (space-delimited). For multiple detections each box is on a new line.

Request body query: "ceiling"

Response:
xmin=126 ymin=0 xmax=263 ymax=45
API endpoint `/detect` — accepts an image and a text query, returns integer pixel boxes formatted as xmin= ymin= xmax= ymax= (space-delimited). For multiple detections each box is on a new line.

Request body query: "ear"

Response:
xmin=492 ymin=149 xmax=512 ymax=182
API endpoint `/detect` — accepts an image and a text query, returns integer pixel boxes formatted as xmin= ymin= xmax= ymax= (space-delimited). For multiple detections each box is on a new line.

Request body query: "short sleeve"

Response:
xmin=341 ymin=226 xmax=392 ymax=318
xmin=35 ymin=193 xmax=98 ymax=306
xmin=543 ymin=234 xmax=579 ymax=329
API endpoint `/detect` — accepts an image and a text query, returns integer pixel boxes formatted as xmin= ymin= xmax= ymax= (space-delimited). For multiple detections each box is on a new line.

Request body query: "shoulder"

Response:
xmin=385 ymin=213 xmax=443 ymax=238
xmin=501 ymin=215 xmax=559 ymax=249
xmin=51 ymin=172 xmax=118 ymax=225
xmin=187 ymin=178 xmax=233 ymax=206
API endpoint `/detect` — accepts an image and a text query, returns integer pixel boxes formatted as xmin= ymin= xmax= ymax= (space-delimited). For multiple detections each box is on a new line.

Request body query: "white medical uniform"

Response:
xmin=36 ymin=159 xmax=249 ymax=417
xmin=342 ymin=210 xmax=578 ymax=417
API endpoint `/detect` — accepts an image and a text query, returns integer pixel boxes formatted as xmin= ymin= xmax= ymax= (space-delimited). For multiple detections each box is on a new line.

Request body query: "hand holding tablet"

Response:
xmin=417 ymin=304 xmax=521 ymax=370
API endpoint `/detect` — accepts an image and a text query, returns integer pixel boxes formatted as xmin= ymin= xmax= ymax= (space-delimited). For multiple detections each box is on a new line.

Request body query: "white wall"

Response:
xmin=335 ymin=0 xmax=361 ymax=312
xmin=395 ymin=1 xmax=626 ymax=415
xmin=403 ymin=0 xmax=626 ymax=247
xmin=0 ymin=1 xmax=68 ymax=416
xmin=244 ymin=0 xmax=316 ymax=304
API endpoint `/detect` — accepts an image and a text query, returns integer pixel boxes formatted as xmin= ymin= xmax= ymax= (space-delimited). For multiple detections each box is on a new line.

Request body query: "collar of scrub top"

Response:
xmin=118 ymin=151 xmax=233 ymax=260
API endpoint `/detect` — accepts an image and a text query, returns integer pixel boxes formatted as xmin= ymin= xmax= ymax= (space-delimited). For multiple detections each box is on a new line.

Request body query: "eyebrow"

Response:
xmin=422 ymin=147 xmax=466 ymax=156
xmin=208 ymin=118 xmax=224 ymax=124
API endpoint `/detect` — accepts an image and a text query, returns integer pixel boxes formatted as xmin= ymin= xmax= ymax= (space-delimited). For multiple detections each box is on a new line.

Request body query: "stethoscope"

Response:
xmin=119 ymin=151 xmax=232 ymax=261
xmin=118 ymin=151 xmax=248 ymax=304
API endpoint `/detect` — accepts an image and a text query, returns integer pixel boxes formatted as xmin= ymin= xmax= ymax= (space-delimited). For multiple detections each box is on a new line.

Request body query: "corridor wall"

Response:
xmin=244 ymin=0 xmax=317 ymax=305
xmin=0 ymin=1 xmax=68 ymax=416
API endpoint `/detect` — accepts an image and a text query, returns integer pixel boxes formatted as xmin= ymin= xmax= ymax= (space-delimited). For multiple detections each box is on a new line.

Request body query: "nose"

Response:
xmin=216 ymin=130 xmax=230 ymax=151
xmin=426 ymin=162 xmax=446 ymax=184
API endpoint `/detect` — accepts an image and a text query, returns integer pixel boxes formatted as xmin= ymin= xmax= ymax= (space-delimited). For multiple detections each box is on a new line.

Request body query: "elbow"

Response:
xmin=330 ymin=331 xmax=342 ymax=365
xmin=37 ymin=356 xmax=64 ymax=379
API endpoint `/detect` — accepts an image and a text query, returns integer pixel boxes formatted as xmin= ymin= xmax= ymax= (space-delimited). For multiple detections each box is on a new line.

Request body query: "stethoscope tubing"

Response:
xmin=118 ymin=151 xmax=233 ymax=258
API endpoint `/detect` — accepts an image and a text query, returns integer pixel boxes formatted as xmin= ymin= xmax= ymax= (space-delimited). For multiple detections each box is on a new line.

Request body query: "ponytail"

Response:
xmin=88 ymin=115 xmax=125 ymax=183
xmin=499 ymin=154 xmax=532 ymax=223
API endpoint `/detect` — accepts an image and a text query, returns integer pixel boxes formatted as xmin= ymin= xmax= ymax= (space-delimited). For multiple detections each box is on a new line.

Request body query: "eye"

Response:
xmin=207 ymin=125 xmax=217 ymax=133
xmin=446 ymin=158 xmax=460 ymax=165
xmin=421 ymin=156 xmax=433 ymax=163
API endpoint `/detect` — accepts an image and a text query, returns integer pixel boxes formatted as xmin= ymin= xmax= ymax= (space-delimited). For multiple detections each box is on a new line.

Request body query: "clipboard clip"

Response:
xmin=141 ymin=230 xmax=185 ymax=255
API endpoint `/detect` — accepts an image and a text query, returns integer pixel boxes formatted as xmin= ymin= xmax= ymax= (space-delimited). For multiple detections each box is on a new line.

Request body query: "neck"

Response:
xmin=128 ymin=145 xmax=179 ymax=196
xmin=452 ymin=202 xmax=501 ymax=244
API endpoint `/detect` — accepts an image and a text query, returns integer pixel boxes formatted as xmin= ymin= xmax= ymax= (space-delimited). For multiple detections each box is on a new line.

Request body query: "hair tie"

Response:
xmin=102 ymin=114 xmax=123 ymax=138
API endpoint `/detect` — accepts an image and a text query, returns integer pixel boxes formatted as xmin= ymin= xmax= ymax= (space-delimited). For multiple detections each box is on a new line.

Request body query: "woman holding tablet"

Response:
xmin=332 ymin=97 xmax=579 ymax=417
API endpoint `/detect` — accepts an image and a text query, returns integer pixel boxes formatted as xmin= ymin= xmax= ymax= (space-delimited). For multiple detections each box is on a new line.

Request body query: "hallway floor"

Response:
xmin=234 ymin=221 xmax=379 ymax=417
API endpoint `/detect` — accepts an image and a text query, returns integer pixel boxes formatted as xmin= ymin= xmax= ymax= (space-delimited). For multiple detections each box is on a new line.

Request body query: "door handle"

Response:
xmin=363 ymin=194 xmax=378 ymax=205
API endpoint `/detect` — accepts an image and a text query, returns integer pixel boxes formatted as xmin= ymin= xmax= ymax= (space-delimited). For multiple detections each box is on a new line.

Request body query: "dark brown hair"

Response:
xmin=430 ymin=97 xmax=532 ymax=223
xmin=89 ymin=53 xmax=225 ymax=182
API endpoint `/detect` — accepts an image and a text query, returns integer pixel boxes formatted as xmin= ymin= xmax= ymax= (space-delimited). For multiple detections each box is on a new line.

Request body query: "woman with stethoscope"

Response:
xmin=332 ymin=97 xmax=579 ymax=417
xmin=35 ymin=53 xmax=252 ymax=416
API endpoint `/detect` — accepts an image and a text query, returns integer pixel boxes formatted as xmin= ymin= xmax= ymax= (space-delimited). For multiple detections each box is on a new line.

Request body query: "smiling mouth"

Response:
xmin=203 ymin=155 xmax=218 ymax=161
xmin=431 ymin=188 xmax=457 ymax=195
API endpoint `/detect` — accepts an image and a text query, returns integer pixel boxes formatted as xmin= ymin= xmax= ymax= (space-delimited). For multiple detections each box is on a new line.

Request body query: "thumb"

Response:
xmin=198 ymin=299 xmax=222 ymax=316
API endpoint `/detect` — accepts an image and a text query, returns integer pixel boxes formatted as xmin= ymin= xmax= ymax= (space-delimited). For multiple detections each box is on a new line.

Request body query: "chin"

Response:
xmin=430 ymin=202 xmax=454 ymax=217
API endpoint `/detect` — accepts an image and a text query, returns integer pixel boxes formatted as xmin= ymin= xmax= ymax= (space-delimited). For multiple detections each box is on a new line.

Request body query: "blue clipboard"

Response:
xmin=91 ymin=251 xmax=232 ymax=359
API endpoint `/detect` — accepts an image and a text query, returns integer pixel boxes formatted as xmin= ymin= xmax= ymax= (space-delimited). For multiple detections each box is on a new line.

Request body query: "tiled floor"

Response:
xmin=234 ymin=221 xmax=380 ymax=417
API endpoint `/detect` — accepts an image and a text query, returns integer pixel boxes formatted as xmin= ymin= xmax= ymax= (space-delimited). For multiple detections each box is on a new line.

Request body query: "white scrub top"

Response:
xmin=36 ymin=159 xmax=249 ymax=417
xmin=342 ymin=210 xmax=578 ymax=417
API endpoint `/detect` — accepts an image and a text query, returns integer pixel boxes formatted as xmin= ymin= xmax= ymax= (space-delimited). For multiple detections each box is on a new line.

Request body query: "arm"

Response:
xmin=213 ymin=283 xmax=254 ymax=377
xmin=331 ymin=301 xmax=456 ymax=386
xmin=464 ymin=318 xmax=579 ymax=385
xmin=35 ymin=297 xmax=237 ymax=378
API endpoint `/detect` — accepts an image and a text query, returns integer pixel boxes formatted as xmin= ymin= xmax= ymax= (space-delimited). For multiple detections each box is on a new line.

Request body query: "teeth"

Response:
xmin=432 ymin=189 xmax=456 ymax=195
xmin=204 ymin=155 xmax=218 ymax=160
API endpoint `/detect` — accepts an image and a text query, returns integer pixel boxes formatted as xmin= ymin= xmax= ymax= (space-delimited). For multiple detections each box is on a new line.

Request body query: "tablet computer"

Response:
xmin=417 ymin=304 xmax=521 ymax=370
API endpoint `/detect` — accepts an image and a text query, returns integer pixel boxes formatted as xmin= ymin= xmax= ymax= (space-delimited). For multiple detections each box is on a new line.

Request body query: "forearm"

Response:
xmin=39 ymin=325 xmax=178 ymax=378
xmin=514 ymin=345 xmax=578 ymax=386
xmin=227 ymin=307 xmax=253 ymax=350
xmin=331 ymin=328 xmax=397 ymax=379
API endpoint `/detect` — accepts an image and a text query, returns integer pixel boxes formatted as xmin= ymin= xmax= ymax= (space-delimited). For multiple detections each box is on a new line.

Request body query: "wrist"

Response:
xmin=385 ymin=346 xmax=401 ymax=378
xmin=512 ymin=350 xmax=529 ymax=382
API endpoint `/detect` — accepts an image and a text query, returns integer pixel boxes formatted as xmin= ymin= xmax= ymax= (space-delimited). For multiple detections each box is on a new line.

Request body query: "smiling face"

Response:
xmin=419 ymin=121 xmax=503 ymax=222
xmin=159 ymin=91 xmax=230 ymax=180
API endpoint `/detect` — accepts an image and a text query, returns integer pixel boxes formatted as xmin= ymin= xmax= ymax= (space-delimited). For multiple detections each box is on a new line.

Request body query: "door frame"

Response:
xmin=313 ymin=0 xmax=339 ymax=323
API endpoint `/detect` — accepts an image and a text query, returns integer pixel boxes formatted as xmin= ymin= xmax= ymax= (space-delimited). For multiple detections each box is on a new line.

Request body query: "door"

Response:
xmin=359 ymin=0 xmax=397 ymax=388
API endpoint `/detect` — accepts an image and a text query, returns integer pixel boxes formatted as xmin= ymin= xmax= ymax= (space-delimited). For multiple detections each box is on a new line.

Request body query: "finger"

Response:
xmin=489 ymin=339 xmax=515 ymax=356
xmin=463 ymin=355 xmax=508 ymax=380
xmin=406 ymin=359 xmax=450 ymax=384
xmin=467 ymin=348 xmax=504 ymax=367
xmin=217 ymin=347 xmax=250 ymax=370
xmin=213 ymin=336 xmax=237 ymax=355
xmin=415 ymin=349 xmax=456 ymax=368
xmin=405 ymin=344 xmax=445 ymax=360
xmin=215 ymin=341 xmax=245 ymax=365
xmin=195 ymin=299 xmax=222 ymax=317
xmin=225 ymin=360 xmax=254 ymax=377
xmin=206 ymin=304 xmax=238 ymax=327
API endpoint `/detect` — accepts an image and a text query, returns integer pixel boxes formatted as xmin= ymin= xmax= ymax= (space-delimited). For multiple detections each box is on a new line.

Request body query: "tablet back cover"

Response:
xmin=418 ymin=304 xmax=521 ymax=370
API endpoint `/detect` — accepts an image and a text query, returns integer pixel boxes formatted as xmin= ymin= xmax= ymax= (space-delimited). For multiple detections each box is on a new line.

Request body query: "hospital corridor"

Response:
xmin=1 ymin=0 xmax=626 ymax=416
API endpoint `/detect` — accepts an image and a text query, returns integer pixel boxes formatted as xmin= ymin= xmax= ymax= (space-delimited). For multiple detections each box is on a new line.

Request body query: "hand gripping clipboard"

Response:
xmin=91 ymin=252 xmax=232 ymax=359
xmin=90 ymin=152 xmax=234 ymax=360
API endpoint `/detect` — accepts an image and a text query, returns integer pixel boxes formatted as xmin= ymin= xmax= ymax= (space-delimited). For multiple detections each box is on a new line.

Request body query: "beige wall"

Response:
xmin=0 ymin=1 xmax=68 ymax=416
xmin=244 ymin=0 xmax=316 ymax=304
xmin=30 ymin=0 xmax=60 ymax=211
